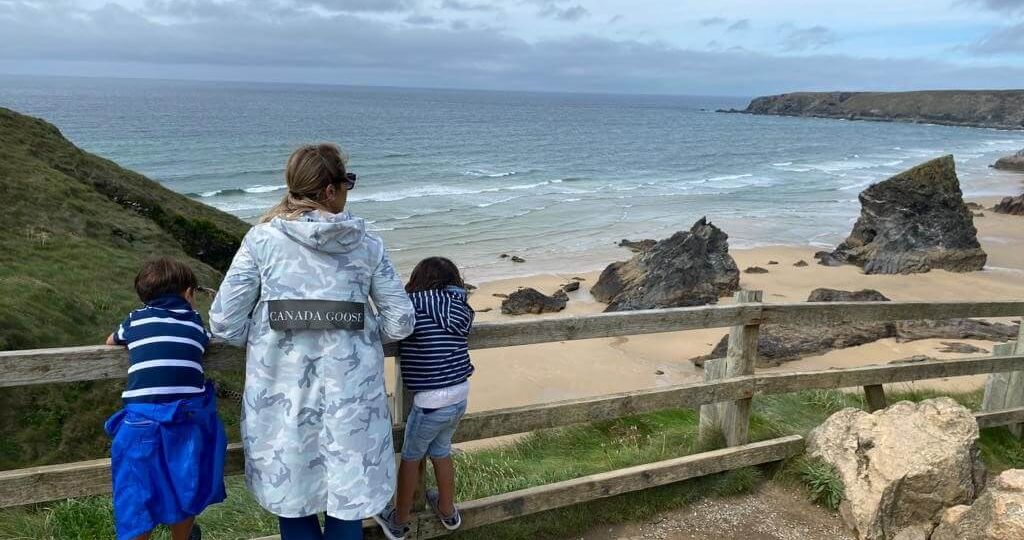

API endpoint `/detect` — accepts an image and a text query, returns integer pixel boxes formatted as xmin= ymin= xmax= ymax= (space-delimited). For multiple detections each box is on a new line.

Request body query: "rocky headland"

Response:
xmin=720 ymin=90 xmax=1024 ymax=130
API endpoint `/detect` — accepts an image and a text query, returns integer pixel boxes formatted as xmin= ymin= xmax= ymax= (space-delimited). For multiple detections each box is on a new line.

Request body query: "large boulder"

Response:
xmin=807 ymin=398 xmax=986 ymax=540
xmin=819 ymin=156 xmax=986 ymax=274
xmin=993 ymin=148 xmax=1024 ymax=172
xmin=591 ymin=218 xmax=739 ymax=311
xmin=500 ymin=288 xmax=568 ymax=315
xmin=932 ymin=469 xmax=1024 ymax=540
xmin=994 ymin=194 xmax=1024 ymax=216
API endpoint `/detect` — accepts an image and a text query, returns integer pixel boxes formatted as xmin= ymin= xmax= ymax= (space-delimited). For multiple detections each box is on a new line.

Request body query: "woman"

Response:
xmin=210 ymin=144 xmax=415 ymax=540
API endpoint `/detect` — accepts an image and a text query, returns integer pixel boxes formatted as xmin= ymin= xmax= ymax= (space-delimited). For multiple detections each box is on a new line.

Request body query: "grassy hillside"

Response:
xmin=0 ymin=107 xmax=250 ymax=468
xmin=735 ymin=90 xmax=1024 ymax=130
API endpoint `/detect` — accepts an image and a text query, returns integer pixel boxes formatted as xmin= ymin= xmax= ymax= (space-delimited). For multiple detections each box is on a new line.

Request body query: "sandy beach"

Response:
xmin=387 ymin=196 xmax=1024 ymax=418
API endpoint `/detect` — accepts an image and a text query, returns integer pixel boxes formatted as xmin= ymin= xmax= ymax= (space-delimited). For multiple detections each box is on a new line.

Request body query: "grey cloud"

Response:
xmin=959 ymin=0 xmax=1024 ymax=12
xmin=700 ymin=16 xmax=728 ymax=26
xmin=540 ymin=4 xmax=588 ymax=21
xmin=727 ymin=19 xmax=750 ymax=31
xmin=2 ymin=1 xmax=1023 ymax=96
xmin=608 ymin=14 xmax=624 ymax=24
xmin=405 ymin=14 xmax=441 ymax=24
xmin=441 ymin=0 xmax=500 ymax=11
xmin=700 ymin=17 xmax=749 ymax=31
xmin=780 ymin=25 xmax=839 ymax=51
xmin=298 ymin=0 xmax=417 ymax=12
xmin=969 ymin=22 xmax=1024 ymax=55
xmin=527 ymin=0 xmax=588 ymax=21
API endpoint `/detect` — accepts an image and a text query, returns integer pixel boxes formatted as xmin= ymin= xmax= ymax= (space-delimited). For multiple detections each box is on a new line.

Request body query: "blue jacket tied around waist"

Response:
xmin=104 ymin=384 xmax=227 ymax=540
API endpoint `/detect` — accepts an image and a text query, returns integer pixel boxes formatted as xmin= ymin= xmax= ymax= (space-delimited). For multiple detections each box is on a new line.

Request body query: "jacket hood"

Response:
xmin=270 ymin=211 xmax=366 ymax=254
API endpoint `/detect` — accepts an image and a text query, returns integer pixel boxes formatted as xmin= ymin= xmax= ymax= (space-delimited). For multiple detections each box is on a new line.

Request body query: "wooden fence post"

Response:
xmin=394 ymin=356 xmax=428 ymax=513
xmin=981 ymin=336 xmax=1023 ymax=438
xmin=700 ymin=290 xmax=762 ymax=447
xmin=698 ymin=358 xmax=727 ymax=445
xmin=863 ymin=385 xmax=888 ymax=412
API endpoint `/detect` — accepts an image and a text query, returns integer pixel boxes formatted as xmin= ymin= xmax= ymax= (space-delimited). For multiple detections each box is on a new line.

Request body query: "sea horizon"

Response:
xmin=2 ymin=74 xmax=1022 ymax=282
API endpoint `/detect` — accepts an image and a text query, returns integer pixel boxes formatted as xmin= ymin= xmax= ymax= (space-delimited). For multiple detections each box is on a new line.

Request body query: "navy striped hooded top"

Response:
xmin=398 ymin=286 xmax=475 ymax=391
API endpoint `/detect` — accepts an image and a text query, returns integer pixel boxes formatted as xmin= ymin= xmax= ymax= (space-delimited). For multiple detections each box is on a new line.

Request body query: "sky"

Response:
xmin=0 ymin=0 xmax=1023 ymax=96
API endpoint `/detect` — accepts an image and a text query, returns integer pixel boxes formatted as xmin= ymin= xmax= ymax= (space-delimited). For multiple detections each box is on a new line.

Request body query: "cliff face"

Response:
xmin=734 ymin=90 xmax=1024 ymax=130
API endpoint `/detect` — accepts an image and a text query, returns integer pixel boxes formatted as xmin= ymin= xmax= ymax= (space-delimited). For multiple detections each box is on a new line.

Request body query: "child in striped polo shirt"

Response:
xmin=374 ymin=257 xmax=475 ymax=540
xmin=104 ymin=257 xmax=227 ymax=540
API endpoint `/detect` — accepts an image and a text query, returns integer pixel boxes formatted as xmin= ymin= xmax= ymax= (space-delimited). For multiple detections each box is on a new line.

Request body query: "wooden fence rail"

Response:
xmin=3 ymin=351 xmax=1024 ymax=508
xmin=3 ymin=300 xmax=1022 ymax=388
xmin=1 ymin=297 xmax=1022 ymax=539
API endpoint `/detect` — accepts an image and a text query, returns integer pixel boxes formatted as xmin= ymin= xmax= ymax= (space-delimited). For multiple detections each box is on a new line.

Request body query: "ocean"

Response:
xmin=2 ymin=75 xmax=1022 ymax=281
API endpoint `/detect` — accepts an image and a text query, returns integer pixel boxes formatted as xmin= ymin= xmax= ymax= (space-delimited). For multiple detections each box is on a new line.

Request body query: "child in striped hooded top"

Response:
xmin=374 ymin=257 xmax=475 ymax=540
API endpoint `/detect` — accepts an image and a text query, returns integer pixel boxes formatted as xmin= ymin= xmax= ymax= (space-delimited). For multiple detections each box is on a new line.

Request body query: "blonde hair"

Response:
xmin=260 ymin=143 xmax=349 ymax=223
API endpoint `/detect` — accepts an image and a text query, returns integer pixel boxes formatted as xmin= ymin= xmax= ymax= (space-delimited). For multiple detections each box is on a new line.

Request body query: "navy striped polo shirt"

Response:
xmin=399 ymin=287 xmax=475 ymax=392
xmin=113 ymin=294 xmax=209 ymax=403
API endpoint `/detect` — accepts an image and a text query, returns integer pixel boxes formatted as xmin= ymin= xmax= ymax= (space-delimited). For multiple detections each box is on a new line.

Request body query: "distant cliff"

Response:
xmin=721 ymin=90 xmax=1024 ymax=130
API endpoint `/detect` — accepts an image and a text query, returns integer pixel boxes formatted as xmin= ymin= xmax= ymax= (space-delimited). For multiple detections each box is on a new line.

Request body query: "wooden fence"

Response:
xmin=2 ymin=296 xmax=1024 ymax=539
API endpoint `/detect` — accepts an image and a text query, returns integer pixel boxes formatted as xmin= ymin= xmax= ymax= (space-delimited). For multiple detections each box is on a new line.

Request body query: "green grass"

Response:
xmin=2 ymin=388 xmax=1019 ymax=540
xmin=792 ymin=457 xmax=844 ymax=511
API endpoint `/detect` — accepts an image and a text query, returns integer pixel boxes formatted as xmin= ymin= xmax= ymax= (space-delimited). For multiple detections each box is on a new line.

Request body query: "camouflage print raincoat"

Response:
xmin=209 ymin=211 xmax=415 ymax=520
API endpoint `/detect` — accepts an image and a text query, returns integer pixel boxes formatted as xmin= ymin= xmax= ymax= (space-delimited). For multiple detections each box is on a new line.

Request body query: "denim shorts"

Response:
xmin=401 ymin=400 xmax=467 ymax=461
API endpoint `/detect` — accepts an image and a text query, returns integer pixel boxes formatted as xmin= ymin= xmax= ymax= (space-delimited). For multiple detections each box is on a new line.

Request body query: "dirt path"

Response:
xmin=576 ymin=484 xmax=853 ymax=540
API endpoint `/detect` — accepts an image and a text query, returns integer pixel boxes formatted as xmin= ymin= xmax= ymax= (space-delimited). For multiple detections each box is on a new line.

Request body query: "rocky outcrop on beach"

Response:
xmin=993 ymin=148 xmax=1024 ymax=172
xmin=994 ymin=194 xmax=1024 ymax=216
xmin=619 ymin=238 xmax=657 ymax=252
xmin=692 ymin=288 xmax=893 ymax=367
xmin=817 ymin=156 xmax=986 ymax=274
xmin=591 ymin=218 xmax=740 ymax=311
xmin=500 ymin=287 xmax=568 ymax=315
xmin=938 ymin=342 xmax=988 ymax=354
xmin=894 ymin=318 xmax=1019 ymax=343
xmin=932 ymin=469 xmax=1024 ymax=540
xmin=806 ymin=288 xmax=889 ymax=302
xmin=721 ymin=90 xmax=1024 ymax=130
xmin=808 ymin=398 xmax=986 ymax=540
xmin=690 ymin=288 xmax=1018 ymax=367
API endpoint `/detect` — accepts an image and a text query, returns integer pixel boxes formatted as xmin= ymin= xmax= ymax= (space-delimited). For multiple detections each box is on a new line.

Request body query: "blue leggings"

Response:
xmin=278 ymin=514 xmax=362 ymax=540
